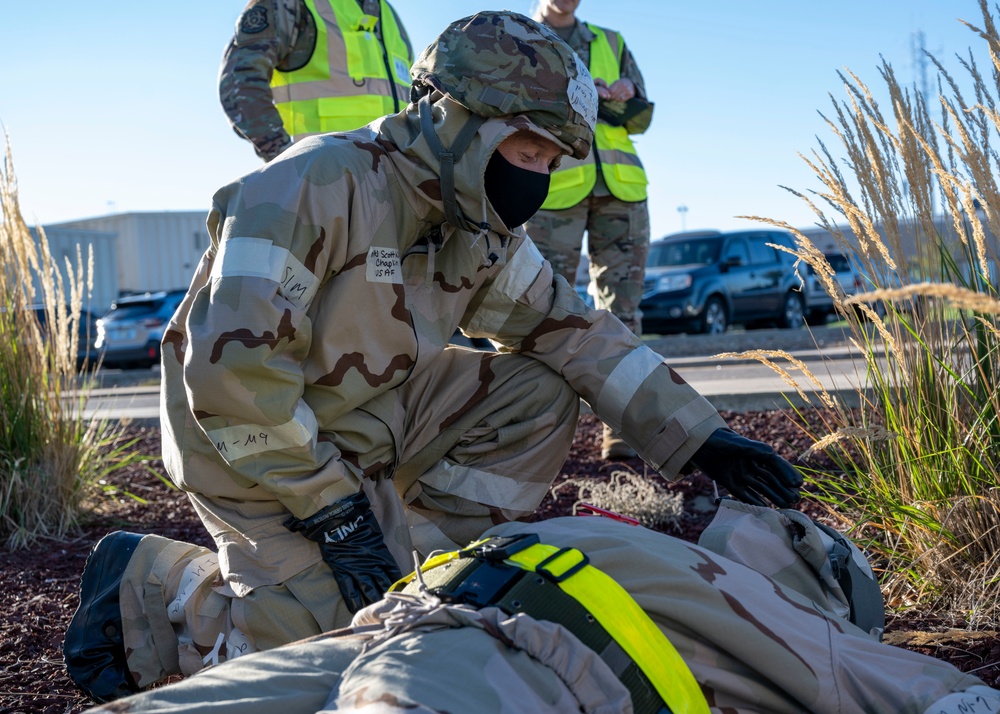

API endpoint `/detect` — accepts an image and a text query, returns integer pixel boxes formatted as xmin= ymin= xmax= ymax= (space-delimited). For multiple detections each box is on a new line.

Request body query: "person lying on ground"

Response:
xmin=82 ymin=515 xmax=997 ymax=714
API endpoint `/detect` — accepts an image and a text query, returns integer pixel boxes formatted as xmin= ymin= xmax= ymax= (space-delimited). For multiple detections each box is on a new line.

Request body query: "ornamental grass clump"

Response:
xmin=743 ymin=0 xmax=1000 ymax=625
xmin=0 ymin=135 xmax=149 ymax=549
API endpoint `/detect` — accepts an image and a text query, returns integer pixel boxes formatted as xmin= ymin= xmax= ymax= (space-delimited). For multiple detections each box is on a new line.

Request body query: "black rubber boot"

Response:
xmin=63 ymin=531 xmax=144 ymax=703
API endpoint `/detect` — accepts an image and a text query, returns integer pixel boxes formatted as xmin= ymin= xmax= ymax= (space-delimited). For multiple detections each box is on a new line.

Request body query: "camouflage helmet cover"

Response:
xmin=410 ymin=11 xmax=598 ymax=160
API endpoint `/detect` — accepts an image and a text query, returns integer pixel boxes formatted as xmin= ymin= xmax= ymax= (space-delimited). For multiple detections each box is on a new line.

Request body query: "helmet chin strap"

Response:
xmin=417 ymin=92 xmax=487 ymax=232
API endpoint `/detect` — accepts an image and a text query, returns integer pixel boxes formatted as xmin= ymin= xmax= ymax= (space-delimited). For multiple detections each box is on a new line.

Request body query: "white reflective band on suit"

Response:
xmin=466 ymin=240 xmax=545 ymax=335
xmin=212 ymin=236 xmax=320 ymax=309
xmin=206 ymin=399 xmax=319 ymax=461
xmin=596 ymin=345 xmax=665 ymax=431
xmin=921 ymin=687 xmax=999 ymax=714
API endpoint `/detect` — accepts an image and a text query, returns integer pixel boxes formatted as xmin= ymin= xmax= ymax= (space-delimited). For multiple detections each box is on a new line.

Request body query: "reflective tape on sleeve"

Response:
xmin=205 ymin=399 xmax=318 ymax=461
xmin=595 ymin=346 xmax=666 ymax=431
xmin=467 ymin=240 xmax=546 ymax=334
xmin=211 ymin=237 xmax=319 ymax=309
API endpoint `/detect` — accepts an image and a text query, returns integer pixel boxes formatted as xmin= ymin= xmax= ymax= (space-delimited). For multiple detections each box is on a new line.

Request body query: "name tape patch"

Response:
xmin=366 ymin=246 xmax=402 ymax=284
xmin=568 ymin=65 xmax=598 ymax=131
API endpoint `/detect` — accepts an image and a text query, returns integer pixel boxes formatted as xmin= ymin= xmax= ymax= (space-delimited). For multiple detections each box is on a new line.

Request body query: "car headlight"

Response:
xmin=654 ymin=274 xmax=692 ymax=293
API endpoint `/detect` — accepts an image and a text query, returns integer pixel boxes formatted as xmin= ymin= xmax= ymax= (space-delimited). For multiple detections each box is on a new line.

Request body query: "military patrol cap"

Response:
xmin=410 ymin=11 xmax=598 ymax=160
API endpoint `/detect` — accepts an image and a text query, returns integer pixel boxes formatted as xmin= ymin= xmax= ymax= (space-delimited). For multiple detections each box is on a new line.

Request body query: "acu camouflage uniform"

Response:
xmin=115 ymin=11 xmax=726 ymax=692
xmin=87 ymin=518 xmax=1000 ymax=714
xmin=525 ymin=19 xmax=652 ymax=336
xmin=219 ymin=0 xmax=413 ymax=161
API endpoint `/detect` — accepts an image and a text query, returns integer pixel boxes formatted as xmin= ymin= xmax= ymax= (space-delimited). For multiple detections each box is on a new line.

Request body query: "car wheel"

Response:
xmin=779 ymin=292 xmax=805 ymax=329
xmin=699 ymin=297 xmax=728 ymax=335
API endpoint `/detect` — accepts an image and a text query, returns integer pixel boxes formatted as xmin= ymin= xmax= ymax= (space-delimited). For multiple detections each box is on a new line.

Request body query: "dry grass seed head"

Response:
xmin=712 ymin=349 xmax=838 ymax=410
xmin=848 ymin=282 xmax=1000 ymax=314
xmin=801 ymin=424 xmax=897 ymax=460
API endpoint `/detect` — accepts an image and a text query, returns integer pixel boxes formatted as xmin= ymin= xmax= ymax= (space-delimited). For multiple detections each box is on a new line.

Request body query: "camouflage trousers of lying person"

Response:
xmin=115 ymin=348 xmax=580 ymax=690
xmin=526 ymin=194 xmax=650 ymax=336
xmin=89 ymin=516 xmax=998 ymax=714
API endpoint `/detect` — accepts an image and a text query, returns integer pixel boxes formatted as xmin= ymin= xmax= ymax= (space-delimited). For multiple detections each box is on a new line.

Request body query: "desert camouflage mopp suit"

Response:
xmin=89 ymin=518 xmax=1000 ymax=713
xmin=115 ymin=11 xmax=728 ymax=691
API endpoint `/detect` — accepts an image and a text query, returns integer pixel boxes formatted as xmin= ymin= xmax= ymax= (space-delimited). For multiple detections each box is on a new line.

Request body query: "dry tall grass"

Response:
xmin=741 ymin=0 xmax=1000 ymax=625
xmin=0 ymin=134 xmax=146 ymax=549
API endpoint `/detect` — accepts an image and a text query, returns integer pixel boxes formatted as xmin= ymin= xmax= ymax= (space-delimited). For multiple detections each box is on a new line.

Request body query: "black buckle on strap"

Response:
xmin=460 ymin=533 xmax=540 ymax=561
xmin=439 ymin=534 xmax=542 ymax=609
xmin=441 ymin=560 xmax=524 ymax=608
xmin=535 ymin=547 xmax=590 ymax=584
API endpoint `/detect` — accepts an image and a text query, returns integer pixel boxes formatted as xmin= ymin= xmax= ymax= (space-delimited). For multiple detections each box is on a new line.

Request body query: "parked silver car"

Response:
xmin=95 ymin=290 xmax=186 ymax=369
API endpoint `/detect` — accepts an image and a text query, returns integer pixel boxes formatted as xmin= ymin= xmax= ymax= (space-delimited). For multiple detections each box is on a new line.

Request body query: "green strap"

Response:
xmin=417 ymin=93 xmax=485 ymax=231
xmin=506 ymin=543 xmax=709 ymax=714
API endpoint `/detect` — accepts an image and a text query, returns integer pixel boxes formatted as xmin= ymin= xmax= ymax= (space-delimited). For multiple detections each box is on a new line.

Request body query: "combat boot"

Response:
xmin=63 ymin=531 xmax=144 ymax=702
xmin=601 ymin=423 xmax=637 ymax=460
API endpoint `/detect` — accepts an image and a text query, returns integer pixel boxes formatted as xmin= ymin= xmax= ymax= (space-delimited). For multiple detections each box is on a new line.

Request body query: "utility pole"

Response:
xmin=677 ymin=205 xmax=688 ymax=232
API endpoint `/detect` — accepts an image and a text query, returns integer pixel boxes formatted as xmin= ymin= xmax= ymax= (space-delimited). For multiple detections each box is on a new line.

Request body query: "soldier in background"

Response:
xmin=526 ymin=0 xmax=654 ymax=461
xmin=64 ymin=11 xmax=802 ymax=704
xmin=219 ymin=0 xmax=413 ymax=162
xmin=81 ymin=516 xmax=999 ymax=714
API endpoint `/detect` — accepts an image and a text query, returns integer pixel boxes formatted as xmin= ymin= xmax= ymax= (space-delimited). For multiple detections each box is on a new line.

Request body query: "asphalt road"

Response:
xmin=79 ymin=325 xmax=864 ymax=425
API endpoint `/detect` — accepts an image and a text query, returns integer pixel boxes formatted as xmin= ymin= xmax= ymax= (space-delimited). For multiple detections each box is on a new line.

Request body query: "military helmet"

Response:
xmin=410 ymin=11 xmax=597 ymax=160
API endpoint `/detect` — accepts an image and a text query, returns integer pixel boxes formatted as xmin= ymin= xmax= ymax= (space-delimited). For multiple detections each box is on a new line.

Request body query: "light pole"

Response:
xmin=677 ymin=205 xmax=688 ymax=232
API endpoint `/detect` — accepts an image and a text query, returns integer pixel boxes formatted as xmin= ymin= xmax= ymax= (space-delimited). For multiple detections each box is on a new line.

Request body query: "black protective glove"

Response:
xmin=284 ymin=491 xmax=402 ymax=613
xmin=688 ymin=427 xmax=804 ymax=508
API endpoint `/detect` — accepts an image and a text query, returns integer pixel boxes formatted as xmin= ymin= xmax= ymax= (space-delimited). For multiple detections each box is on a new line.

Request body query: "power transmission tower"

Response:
xmin=911 ymin=30 xmax=931 ymax=108
xmin=911 ymin=30 xmax=936 ymax=218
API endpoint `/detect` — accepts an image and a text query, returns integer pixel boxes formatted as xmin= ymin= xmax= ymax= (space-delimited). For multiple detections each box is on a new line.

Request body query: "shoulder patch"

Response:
xmin=240 ymin=6 xmax=269 ymax=34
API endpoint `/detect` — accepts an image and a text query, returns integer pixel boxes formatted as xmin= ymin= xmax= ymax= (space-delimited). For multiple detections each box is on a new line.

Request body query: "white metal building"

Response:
xmin=30 ymin=226 xmax=118 ymax=314
xmin=45 ymin=211 xmax=210 ymax=309
xmin=797 ymin=213 xmax=999 ymax=283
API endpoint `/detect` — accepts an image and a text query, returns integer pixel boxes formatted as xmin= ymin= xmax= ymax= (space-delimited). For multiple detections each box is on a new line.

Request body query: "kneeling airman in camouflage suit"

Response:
xmin=63 ymin=11 xmax=804 ymax=703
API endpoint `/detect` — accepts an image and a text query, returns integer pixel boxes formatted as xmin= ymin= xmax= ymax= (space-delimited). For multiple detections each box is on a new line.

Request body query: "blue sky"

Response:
xmin=0 ymin=1 xmax=989 ymax=241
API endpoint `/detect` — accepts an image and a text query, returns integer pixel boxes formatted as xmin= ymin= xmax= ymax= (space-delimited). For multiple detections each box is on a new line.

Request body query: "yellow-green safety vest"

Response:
xmin=271 ymin=0 xmax=412 ymax=139
xmin=541 ymin=24 xmax=648 ymax=209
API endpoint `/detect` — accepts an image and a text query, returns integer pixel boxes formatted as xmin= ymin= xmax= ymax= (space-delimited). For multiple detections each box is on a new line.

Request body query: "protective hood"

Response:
xmin=377 ymin=92 xmax=564 ymax=241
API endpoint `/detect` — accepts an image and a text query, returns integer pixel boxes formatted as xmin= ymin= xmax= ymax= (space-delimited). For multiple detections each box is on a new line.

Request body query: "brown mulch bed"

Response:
xmin=1 ymin=411 xmax=997 ymax=713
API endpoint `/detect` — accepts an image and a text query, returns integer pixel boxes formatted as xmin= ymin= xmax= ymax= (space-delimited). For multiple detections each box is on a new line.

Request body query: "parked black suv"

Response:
xmin=639 ymin=229 xmax=805 ymax=335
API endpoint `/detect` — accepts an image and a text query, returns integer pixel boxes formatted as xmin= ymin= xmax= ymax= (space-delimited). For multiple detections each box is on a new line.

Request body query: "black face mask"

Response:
xmin=483 ymin=149 xmax=551 ymax=230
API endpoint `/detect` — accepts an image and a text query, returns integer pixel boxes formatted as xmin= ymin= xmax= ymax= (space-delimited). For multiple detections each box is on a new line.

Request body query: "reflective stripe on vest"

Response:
xmin=271 ymin=0 xmax=411 ymax=139
xmin=541 ymin=24 xmax=648 ymax=209
xmin=394 ymin=536 xmax=709 ymax=714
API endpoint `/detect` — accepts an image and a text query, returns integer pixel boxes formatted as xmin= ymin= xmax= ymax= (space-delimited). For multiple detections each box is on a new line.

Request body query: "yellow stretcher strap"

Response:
xmin=506 ymin=543 xmax=709 ymax=714
xmin=393 ymin=536 xmax=709 ymax=714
